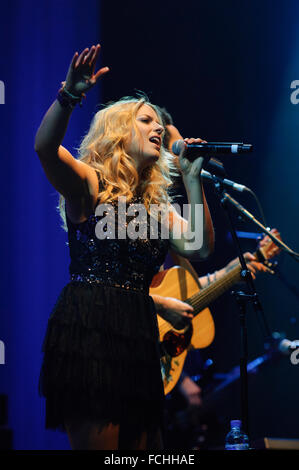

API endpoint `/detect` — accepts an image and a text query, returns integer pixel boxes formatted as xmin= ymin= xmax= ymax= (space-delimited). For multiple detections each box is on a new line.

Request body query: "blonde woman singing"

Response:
xmin=34 ymin=44 xmax=214 ymax=450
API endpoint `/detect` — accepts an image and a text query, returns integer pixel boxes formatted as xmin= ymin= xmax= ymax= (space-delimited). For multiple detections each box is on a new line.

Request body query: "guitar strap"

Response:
xmin=168 ymin=248 xmax=203 ymax=289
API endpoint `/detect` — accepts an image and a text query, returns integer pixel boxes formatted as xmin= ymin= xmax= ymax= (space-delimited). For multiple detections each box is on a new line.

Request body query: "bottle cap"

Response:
xmin=230 ymin=419 xmax=241 ymax=428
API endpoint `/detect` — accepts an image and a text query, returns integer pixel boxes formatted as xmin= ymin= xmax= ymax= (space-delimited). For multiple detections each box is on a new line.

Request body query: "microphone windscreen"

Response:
xmin=171 ymin=139 xmax=185 ymax=156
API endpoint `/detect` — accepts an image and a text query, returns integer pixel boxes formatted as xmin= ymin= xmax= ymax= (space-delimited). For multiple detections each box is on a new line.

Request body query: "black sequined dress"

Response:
xmin=39 ymin=188 xmax=170 ymax=437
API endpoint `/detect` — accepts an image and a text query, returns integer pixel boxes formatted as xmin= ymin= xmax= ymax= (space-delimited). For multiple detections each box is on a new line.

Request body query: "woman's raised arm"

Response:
xmin=34 ymin=44 xmax=109 ymax=200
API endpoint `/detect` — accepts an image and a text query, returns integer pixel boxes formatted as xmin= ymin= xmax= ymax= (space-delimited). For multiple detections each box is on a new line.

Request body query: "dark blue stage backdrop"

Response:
xmin=0 ymin=0 xmax=104 ymax=450
xmin=0 ymin=0 xmax=299 ymax=450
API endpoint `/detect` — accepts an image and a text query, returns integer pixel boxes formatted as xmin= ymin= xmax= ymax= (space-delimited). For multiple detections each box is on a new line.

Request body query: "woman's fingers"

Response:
xmin=70 ymin=52 xmax=79 ymax=70
xmin=89 ymin=44 xmax=101 ymax=68
xmin=184 ymin=137 xmax=207 ymax=144
xmin=93 ymin=66 xmax=110 ymax=81
xmin=181 ymin=311 xmax=194 ymax=319
xmin=174 ymin=299 xmax=194 ymax=318
xmin=82 ymin=46 xmax=96 ymax=65
xmin=72 ymin=45 xmax=108 ymax=83
xmin=246 ymin=264 xmax=257 ymax=279
xmin=185 ymin=305 xmax=194 ymax=317
xmin=77 ymin=44 xmax=100 ymax=68
xmin=75 ymin=47 xmax=89 ymax=67
xmin=251 ymin=261 xmax=268 ymax=272
xmin=244 ymin=252 xmax=255 ymax=261
xmin=248 ymin=264 xmax=256 ymax=274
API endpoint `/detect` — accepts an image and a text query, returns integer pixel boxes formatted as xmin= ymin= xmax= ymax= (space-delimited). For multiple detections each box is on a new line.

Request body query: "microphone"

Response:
xmin=172 ymin=139 xmax=253 ymax=159
xmin=201 ymin=169 xmax=249 ymax=193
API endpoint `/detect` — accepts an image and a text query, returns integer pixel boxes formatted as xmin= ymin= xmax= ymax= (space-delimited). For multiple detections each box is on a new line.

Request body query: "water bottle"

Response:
xmin=225 ymin=420 xmax=249 ymax=450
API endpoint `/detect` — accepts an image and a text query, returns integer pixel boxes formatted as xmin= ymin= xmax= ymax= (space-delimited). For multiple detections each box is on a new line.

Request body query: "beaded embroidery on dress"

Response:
xmin=39 ymin=177 xmax=170 ymax=437
xmin=67 ymin=190 xmax=169 ymax=292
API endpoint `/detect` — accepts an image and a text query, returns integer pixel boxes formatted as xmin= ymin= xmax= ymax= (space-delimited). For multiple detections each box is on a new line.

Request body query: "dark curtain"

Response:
xmin=0 ymin=0 xmax=102 ymax=450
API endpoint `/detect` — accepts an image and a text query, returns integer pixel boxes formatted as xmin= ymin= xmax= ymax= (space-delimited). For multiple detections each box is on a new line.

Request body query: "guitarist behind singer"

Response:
xmin=150 ymin=107 xmax=277 ymax=409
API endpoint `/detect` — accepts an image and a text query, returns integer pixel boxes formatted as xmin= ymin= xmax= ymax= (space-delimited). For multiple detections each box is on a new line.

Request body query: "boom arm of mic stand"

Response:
xmin=223 ymin=192 xmax=299 ymax=261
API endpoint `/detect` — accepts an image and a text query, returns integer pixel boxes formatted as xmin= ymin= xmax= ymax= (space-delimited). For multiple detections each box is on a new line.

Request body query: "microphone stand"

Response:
xmin=222 ymin=192 xmax=299 ymax=262
xmin=209 ymin=176 xmax=273 ymax=443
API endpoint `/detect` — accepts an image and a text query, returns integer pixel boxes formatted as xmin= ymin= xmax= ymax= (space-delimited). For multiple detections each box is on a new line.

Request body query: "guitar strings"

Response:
xmin=158 ymin=264 xmax=241 ymax=335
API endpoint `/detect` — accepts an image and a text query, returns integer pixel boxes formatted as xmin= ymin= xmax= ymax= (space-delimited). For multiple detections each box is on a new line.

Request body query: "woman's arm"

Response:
xmin=34 ymin=45 xmax=109 ymax=200
xmin=168 ymin=138 xmax=215 ymax=260
xmin=198 ymin=252 xmax=270 ymax=288
xmin=150 ymin=293 xmax=194 ymax=317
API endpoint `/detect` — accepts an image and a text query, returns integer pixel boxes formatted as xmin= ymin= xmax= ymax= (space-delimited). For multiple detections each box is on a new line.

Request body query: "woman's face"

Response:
xmin=126 ymin=104 xmax=164 ymax=172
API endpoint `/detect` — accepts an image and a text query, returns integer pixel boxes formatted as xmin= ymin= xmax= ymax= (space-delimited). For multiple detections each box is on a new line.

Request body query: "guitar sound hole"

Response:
xmin=162 ymin=326 xmax=193 ymax=357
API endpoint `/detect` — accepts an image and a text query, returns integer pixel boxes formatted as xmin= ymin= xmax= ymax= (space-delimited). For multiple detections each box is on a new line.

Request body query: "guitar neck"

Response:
xmin=189 ymin=261 xmax=245 ymax=315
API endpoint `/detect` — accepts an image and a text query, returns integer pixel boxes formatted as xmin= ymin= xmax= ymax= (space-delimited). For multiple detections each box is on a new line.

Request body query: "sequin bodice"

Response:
xmin=66 ymin=194 xmax=170 ymax=293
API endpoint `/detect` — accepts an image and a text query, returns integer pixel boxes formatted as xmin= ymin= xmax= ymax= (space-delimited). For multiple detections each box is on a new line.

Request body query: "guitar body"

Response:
xmin=151 ymin=230 xmax=280 ymax=394
xmin=150 ymin=266 xmax=215 ymax=395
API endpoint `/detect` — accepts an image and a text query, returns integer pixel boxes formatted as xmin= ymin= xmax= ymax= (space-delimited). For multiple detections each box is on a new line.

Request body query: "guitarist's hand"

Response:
xmin=164 ymin=297 xmax=194 ymax=318
xmin=225 ymin=252 xmax=270 ymax=280
xmin=158 ymin=296 xmax=194 ymax=328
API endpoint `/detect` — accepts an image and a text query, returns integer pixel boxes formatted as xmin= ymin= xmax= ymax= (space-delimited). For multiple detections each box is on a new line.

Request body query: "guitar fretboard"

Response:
xmin=188 ymin=263 xmax=243 ymax=315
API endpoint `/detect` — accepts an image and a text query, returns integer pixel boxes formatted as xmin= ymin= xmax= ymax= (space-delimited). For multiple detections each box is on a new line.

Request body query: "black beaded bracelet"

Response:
xmin=57 ymin=85 xmax=85 ymax=109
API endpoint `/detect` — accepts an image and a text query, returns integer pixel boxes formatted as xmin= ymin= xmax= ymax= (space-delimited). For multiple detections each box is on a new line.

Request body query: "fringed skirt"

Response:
xmin=39 ymin=281 xmax=165 ymax=437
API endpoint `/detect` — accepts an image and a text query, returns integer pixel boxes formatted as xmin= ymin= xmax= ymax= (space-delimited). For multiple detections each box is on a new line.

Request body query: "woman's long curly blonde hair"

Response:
xmin=58 ymin=96 xmax=180 ymax=230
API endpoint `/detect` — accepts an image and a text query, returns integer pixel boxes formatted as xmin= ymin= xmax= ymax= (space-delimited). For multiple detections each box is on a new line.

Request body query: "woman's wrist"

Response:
xmin=150 ymin=294 xmax=167 ymax=314
xmin=206 ymin=271 xmax=218 ymax=285
xmin=57 ymin=82 xmax=85 ymax=109
xmin=182 ymin=173 xmax=203 ymax=193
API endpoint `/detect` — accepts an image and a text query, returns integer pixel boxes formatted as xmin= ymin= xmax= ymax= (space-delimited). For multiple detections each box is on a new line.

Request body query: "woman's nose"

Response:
xmin=154 ymin=123 xmax=164 ymax=134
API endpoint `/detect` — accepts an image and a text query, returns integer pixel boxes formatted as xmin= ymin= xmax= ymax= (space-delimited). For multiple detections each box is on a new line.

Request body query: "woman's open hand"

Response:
xmin=63 ymin=44 xmax=109 ymax=97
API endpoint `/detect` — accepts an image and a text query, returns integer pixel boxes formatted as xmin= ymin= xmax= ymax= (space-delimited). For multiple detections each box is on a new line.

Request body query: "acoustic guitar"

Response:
xmin=150 ymin=230 xmax=281 ymax=394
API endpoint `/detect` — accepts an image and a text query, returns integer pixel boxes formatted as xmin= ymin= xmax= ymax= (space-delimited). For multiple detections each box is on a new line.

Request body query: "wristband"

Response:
xmin=57 ymin=84 xmax=85 ymax=109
